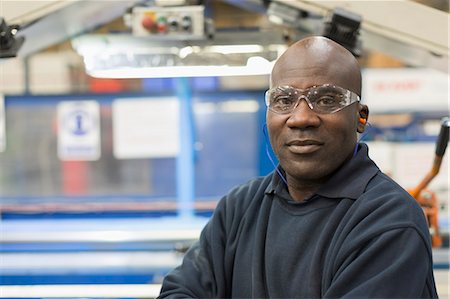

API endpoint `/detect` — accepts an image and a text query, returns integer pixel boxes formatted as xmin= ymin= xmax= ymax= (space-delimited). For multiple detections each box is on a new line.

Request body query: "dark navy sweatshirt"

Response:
xmin=158 ymin=143 xmax=438 ymax=298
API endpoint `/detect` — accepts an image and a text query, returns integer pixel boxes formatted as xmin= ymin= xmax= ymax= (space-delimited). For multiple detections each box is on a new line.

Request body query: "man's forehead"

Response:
xmin=271 ymin=47 xmax=360 ymax=94
xmin=271 ymin=64 xmax=344 ymax=87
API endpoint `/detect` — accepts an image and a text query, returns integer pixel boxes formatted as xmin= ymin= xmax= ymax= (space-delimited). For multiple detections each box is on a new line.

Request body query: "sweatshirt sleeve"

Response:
xmin=157 ymin=198 xmax=229 ymax=298
xmin=323 ymin=227 xmax=437 ymax=298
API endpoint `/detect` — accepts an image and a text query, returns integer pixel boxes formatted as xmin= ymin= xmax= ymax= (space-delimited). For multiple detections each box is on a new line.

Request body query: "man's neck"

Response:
xmin=285 ymin=175 xmax=328 ymax=202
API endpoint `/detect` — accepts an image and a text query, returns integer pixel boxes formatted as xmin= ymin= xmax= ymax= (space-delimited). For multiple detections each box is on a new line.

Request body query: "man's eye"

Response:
xmin=273 ymin=95 xmax=295 ymax=106
xmin=316 ymin=95 xmax=340 ymax=106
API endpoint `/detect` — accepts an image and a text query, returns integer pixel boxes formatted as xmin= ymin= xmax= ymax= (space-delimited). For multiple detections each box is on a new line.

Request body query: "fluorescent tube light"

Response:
xmin=72 ymin=33 xmax=286 ymax=79
xmin=87 ymin=56 xmax=274 ymax=78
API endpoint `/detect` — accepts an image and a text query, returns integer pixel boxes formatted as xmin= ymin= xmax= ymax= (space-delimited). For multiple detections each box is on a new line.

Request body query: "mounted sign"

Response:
xmin=0 ymin=94 xmax=5 ymax=152
xmin=362 ymin=68 xmax=448 ymax=113
xmin=112 ymin=97 xmax=179 ymax=159
xmin=57 ymin=101 xmax=101 ymax=161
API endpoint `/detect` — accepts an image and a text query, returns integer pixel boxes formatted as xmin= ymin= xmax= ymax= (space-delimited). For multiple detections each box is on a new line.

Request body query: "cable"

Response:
xmin=262 ymin=124 xmax=288 ymax=186
xmin=353 ymin=121 xmax=372 ymax=157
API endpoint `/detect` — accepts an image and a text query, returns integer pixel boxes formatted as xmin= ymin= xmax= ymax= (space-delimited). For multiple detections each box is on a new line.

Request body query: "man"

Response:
xmin=158 ymin=36 xmax=438 ymax=298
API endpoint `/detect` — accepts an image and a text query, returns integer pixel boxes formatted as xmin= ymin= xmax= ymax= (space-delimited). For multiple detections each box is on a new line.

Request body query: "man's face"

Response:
xmin=267 ymin=59 xmax=360 ymax=185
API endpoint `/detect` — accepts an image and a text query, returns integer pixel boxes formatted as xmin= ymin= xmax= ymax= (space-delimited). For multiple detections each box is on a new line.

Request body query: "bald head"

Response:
xmin=271 ymin=36 xmax=362 ymax=95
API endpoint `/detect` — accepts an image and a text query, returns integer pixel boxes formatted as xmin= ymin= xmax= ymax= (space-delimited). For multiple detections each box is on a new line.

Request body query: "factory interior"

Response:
xmin=0 ymin=0 xmax=449 ymax=298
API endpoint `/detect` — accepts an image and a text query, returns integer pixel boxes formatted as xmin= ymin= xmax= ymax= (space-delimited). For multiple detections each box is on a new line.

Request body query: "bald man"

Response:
xmin=158 ymin=36 xmax=438 ymax=298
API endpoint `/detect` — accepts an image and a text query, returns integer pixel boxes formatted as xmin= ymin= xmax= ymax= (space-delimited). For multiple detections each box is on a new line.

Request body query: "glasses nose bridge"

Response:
xmin=293 ymin=93 xmax=314 ymax=111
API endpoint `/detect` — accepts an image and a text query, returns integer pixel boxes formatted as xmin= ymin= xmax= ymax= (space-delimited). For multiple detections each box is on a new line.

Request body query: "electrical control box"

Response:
xmin=131 ymin=6 xmax=205 ymax=38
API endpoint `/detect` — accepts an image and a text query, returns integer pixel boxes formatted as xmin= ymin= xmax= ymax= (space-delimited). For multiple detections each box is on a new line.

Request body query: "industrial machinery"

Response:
xmin=130 ymin=5 xmax=205 ymax=38
xmin=0 ymin=17 xmax=24 ymax=58
xmin=408 ymin=117 xmax=449 ymax=247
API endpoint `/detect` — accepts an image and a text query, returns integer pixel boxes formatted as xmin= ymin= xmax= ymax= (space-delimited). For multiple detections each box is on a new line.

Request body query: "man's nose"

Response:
xmin=286 ymin=97 xmax=320 ymax=128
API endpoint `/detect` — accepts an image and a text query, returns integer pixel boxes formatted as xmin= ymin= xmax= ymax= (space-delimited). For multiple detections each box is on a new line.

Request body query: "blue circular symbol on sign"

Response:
xmin=64 ymin=110 xmax=93 ymax=136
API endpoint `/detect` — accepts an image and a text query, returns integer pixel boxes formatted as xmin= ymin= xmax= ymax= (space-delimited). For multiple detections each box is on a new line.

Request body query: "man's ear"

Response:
xmin=357 ymin=104 xmax=369 ymax=133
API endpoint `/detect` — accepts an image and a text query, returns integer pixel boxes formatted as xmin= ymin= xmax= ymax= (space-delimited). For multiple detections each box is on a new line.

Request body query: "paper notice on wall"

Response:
xmin=0 ymin=94 xmax=5 ymax=152
xmin=112 ymin=97 xmax=179 ymax=159
xmin=57 ymin=101 xmax=101 ymax=161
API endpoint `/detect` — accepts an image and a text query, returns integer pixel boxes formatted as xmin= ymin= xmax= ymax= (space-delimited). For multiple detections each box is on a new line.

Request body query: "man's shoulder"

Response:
xmin=354 ymin=171 xmax=429 ymax=232
xmin=364 ymin=171 xmax=417 ymax=206
xmin=335 ymin=171 xmax=433 ymax=253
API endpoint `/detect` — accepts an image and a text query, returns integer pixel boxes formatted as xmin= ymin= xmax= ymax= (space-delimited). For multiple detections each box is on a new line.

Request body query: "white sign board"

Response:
xmin=0 ymin=94 xmax=5 ymax=152
xmin=57 ymin=101 xmax=101 ymax=161
xmin=112 ymin=97 xmax=179 ymax=159
xmin=362 ymin=68 xmax=449 ymax=113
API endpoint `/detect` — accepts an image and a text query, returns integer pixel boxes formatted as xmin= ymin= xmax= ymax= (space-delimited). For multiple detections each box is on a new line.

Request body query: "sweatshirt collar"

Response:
xmin=265 ymin=143 xmax=379 ymax=200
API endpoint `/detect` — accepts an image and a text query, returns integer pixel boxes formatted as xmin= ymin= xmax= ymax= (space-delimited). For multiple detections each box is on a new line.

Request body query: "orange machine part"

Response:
xmin=410 ymin=188 xmax=442 ymax=248
xmin=408 ymin=156 xmax=443 ymax=247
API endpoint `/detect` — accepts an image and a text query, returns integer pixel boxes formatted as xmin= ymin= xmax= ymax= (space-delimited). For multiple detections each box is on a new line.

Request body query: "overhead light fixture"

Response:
xmin=72 ymin=32 xmax=287 ymax=78
xmin=85 ymin=56 xmax=275 ymax=79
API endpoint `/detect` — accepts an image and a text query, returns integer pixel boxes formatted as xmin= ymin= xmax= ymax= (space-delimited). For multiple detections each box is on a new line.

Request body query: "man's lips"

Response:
xmin=286 ymin=139 xmax=324 ymax=154
xmin=287 ymin=139 xmax=323 ymax=146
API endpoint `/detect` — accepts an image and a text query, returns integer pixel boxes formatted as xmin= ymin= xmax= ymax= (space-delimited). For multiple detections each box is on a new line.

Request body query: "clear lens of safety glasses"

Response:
xmin=265 ymin=84 xmax=361 ymax=114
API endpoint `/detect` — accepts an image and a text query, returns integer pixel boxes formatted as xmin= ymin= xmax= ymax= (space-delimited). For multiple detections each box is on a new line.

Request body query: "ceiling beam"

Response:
xmin=274 ymin=0 xmax=449 ymax=72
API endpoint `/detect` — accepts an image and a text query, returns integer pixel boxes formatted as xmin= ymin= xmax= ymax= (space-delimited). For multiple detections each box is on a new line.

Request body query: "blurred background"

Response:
xmin=0 ymin=0 xmax=448 ymax=298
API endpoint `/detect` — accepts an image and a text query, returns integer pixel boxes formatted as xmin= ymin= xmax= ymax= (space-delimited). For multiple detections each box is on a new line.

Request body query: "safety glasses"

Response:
xmin=265 ymin=84 xmax=360 ymax=114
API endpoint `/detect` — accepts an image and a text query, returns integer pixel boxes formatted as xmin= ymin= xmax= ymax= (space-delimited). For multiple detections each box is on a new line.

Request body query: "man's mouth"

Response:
xmin=286 ymin=139 xmax=323 ymax=154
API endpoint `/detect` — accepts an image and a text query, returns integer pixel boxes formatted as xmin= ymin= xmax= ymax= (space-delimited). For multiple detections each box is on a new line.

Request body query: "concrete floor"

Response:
xmin=435 ymin=270 xmax=449 ymax=298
